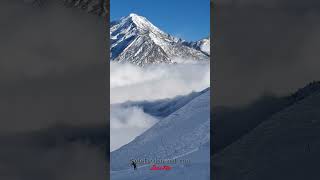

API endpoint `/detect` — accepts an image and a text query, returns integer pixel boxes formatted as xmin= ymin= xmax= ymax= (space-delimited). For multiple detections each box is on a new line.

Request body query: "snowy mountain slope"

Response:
xmin=111 ymin=142 xmax=210 ymax=180
xmin=183 ymin=37 xmax=210 ymax=56
xmin=110 ymin=89 xmax=209 ymax=152
xmin=212 ymin=95 xmax=289 ymax=154
xmin=213 ymin=81 xmax=320 ymax=154
xmin=110 ymin=13 xmax=210 ymax=66
xmin=288 ymin=81 xmax=320 ymax=103
xmin=213 ymin=87 xmax=320 ymax=180
xmin=111 ymin=88 xmax=210 ymax=176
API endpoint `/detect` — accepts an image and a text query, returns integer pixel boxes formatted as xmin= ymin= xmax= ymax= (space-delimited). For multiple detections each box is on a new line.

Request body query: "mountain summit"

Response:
xmin=110 ymin=13 xmax=210 ymax=66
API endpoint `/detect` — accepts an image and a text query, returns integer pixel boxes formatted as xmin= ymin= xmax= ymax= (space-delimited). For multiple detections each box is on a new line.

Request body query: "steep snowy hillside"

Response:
xmin=213 ymin=81 xmax=320 ymax=154
xmin=111 ymin=88 xmax=210 ymax=179
xmin=110 ymin=13 xmax=209 ymax=66
xmin=111 ymin=142 xmax=210 ymax=180
xmin=183 ymin=37 xmax=210 ymax=56
xmin=214 ymin=86 xmax=320 ymax=180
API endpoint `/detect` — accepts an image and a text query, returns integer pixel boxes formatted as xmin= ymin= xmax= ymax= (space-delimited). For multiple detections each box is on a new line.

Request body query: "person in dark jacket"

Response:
xmin=131 ymin=160 xmax=137 ymax=170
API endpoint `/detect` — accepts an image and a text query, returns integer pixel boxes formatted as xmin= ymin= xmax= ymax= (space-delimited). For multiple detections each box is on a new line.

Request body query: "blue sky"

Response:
xmin=110 ymin=0 xmax=210 ymax=41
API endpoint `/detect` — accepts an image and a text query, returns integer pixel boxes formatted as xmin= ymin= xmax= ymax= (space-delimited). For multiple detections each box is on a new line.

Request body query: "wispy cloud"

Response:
xmin=110 ymin=61 xmax=210 ymax=104
xmin=110 ymin=61 xmax=210 ymax=151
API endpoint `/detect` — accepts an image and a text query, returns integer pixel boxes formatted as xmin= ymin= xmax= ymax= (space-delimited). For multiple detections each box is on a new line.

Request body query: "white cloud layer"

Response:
xmin=110 ymin=61 xmax=210 ymax=151
xmin=110 ymin=105 xmax=158 ymax=151
xmin=110 ymin=61 xmax=210 ymax=104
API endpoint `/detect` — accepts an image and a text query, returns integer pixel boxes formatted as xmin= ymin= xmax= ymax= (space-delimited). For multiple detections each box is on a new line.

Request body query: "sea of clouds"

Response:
xmin=110 ymin=61 xmax=210 ymax=151
xmin=110 ymin=61 xmax=210 ymax=103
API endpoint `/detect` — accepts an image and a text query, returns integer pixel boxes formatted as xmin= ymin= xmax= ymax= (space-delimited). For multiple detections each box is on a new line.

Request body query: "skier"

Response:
xmin=131 ymin=160 xmax=137 ymax=170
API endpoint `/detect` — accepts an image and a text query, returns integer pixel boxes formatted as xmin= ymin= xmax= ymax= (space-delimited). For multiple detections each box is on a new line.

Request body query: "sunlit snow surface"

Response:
xmin=111 ymin=89 xmax=210 ymax=180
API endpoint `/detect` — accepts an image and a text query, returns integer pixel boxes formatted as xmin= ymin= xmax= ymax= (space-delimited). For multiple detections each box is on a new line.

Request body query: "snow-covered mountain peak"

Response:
xmin=182 ymin=37 xmax=210 ymax=56
xmin=127 ymin=13 xmax=150 ymax=27
xmin=114 ymin=13 xmax=168 ymax=39
xmin=110 ymin=13 xmax=210 ymax=66
xmin=129 ymin=13 xmax=138 ymax=17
